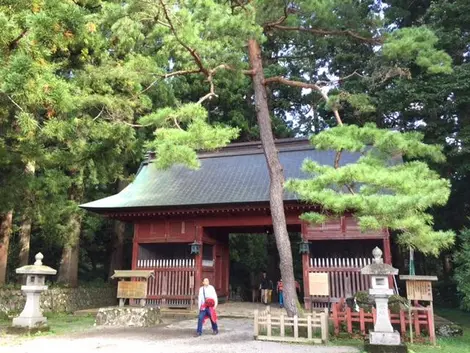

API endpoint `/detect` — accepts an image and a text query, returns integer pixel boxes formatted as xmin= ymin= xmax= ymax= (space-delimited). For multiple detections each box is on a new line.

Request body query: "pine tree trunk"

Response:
xmin=248 ymin=39 xmax=299 ymax=317
xmin=108 ymin=179 xmax=128 ymax=279
xmin=57 ymin=213 xmax=81 ymax=287
xmin=0 ymin=211 xmax=13 ymax=285
xmin=18 ymin=161 xmax=36 ymax=267
xmin=18 ymin=216 xmax=32 ymax=266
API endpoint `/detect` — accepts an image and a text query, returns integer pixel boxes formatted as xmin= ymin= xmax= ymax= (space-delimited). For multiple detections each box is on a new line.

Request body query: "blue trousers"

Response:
xmin=279 ymin=291 xmax=284 ymax=307
xmin=196 ymin=307 xmax=218 ymax=334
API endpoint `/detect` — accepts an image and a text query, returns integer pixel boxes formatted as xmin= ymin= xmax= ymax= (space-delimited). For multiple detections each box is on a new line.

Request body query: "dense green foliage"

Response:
xmin=286 ymin=124 xmax=455 ymax=255
xmin=454 ymin=229 xmax=470 ymax=311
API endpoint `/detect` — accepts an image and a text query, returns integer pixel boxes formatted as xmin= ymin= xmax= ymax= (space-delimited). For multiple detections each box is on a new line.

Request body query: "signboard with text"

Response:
xmin=309 ymin=273 xmax=329 ymax=296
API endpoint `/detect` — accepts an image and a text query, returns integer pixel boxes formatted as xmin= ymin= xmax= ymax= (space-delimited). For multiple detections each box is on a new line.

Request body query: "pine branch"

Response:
xmin=337 ymin=70 xmax=365 ymax=82
xmin=334 ymin=150 xmax=342 ymax=169
xmin=92 ymin=107 xmax=104 ymax=121
xmin=6 ymin=95 xmax=24 ymax=112
xmin=163 ymin=69 xmax=202 ymax=78
xmin=172 ymin=116 xmax=183 ymax=130
xmin=103 ymin=107 xmax=151 ymax=128
xmin=139 ymin=69 xmax=202 ymax=95
xmin=264 ymin=76 xmax=343 ymax=126
xmin=230 ymin=0 xmax=252 ymax=12
xmin=210 ymin=64 xmax=254 ymax=76
xmin=270 ymin=25 xmax=382 ymax=44
xmin=315 ymin=70 xmax=365 ymax=87
xmin=263 ymin=1 xmax=296 ymax=28
xmin=159 ymin=0 xmax=209 ymax=76
xmin=157 ymin=1 xmax=255 ymax=104
xmin=197 ymin=73 xmax=218 ymax=104
xmin=8 ymin=30 xmax=27 ymax=51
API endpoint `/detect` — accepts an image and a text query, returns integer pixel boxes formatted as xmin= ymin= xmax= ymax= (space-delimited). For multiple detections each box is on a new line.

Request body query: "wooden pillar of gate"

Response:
xmin=194 ymin=225 xmax=203 ymax=306
xmin=301 ymin=222 xmax=311 ymax=309
xmin=131 ymin=234 xmax=139 ymax=271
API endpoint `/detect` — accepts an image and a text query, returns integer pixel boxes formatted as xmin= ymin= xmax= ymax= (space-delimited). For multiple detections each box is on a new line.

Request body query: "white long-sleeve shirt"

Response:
xmin=198 ymin=284 xmax=218 ymax=309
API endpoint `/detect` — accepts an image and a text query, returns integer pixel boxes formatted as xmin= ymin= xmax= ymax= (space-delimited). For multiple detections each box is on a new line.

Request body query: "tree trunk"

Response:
xmin=18 ymin=216 xmax=32 ymax=267
xmin=57 ymin=213 xmax=81 ymax=287
xmin=18 ymin=161 xmax=36 ymax=267
xmin=108 ymin=220 xmax=126 ymax=279
xmin=248 ymin=39 xmax=299 ymax=317
xmin=108 ymin=179 xmax=128 ymax=279
xmin=442 ymin=253 xmax=452 ymax=279
xmin=0 ymin=211 xmax=13 ymax=285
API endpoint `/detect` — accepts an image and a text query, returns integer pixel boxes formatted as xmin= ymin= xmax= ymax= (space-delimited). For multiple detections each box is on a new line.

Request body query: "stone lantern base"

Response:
xmin=7 ymin=323 xmax=50 ymax=335
xmin=364 ymin=341 xmax=408 ymax=353
xmin=370 ymin=331 xmax=401 ymax=345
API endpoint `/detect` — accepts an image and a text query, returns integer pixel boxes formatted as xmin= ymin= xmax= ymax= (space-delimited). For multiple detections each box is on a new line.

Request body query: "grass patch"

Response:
xmin=41 ymin=313 xmax=95 ymax=335
xmin=405 ymin=307 xmax=470 ymax=353
xmin=0 ymin=312 xmax=95 ymax=345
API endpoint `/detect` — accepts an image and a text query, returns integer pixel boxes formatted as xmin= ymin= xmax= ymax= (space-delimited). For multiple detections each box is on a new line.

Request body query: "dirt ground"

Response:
xmin=0 ymin=317 xmax=359 ymax=353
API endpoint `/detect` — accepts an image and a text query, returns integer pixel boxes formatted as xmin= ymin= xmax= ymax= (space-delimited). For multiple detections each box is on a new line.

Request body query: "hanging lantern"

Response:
xmin=298 ymin=240 xmax=310 ymax=254
xmin=190 ymin=241 xmax=201 ymax=255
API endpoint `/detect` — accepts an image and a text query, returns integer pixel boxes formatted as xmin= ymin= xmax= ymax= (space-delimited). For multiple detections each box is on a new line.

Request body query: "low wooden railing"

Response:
xmin=254 ymin=306 xmax=329 ymax=344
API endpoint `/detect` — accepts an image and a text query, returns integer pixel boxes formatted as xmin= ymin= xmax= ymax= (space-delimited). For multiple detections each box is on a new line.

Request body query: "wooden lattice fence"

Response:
xmin=254 ymin=306 xmax=329 ymax=344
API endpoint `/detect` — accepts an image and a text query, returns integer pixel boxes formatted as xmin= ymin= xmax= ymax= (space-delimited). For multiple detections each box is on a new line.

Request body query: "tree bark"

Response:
xmin=248 ymin=39 xmax=299 ymax=317
xmin=108 ymin=220 xmax=126 ymax=278
xmin=57 ymin=213 xmax=81 ymax=287
xmin=18 ymin=216 xmax=32 ymax=267
xmin=0 ymin=211 xmax=13 ymax=285
xmin=108 ymin=179 xmax=129 ymax=279
xmin=18 ymin=161 xmax=36 ymax=267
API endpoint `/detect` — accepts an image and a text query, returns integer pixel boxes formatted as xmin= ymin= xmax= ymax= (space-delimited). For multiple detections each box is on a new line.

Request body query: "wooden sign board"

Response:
xmin=309 ymin=273 xmax=329 ymax=296
xmin=117 ymin=281 xmax=147 ymax=299
xmin=406 ymin=280 xmax=433 ymax=301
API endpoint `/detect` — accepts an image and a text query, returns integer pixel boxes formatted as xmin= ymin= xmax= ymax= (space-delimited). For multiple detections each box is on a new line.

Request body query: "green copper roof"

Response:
xmin=80 ymin=139 xmax=362 ymax=211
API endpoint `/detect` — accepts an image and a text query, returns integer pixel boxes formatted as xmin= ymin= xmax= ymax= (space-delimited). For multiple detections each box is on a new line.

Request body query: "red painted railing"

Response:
xmin=331 ymin=301 xmax=435 ymax=343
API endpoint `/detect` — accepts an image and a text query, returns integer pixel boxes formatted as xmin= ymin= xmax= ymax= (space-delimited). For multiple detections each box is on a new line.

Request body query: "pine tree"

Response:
xmin=114 ymin=0 xmax=452 ymax=316
xmin=286 ymin=124 xmax=455 ymax=256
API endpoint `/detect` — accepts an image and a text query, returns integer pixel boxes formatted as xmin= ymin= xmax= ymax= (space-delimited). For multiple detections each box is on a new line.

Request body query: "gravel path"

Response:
xmin=0 ymin=318 xmax=359 ymax=353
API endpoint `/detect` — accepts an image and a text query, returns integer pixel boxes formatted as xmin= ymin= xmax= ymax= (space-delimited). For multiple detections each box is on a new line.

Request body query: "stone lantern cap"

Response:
xmin=15 ymin=253 xmax=57 ymax=276
xmin=361 ymin=247 xmax=398 ymax=276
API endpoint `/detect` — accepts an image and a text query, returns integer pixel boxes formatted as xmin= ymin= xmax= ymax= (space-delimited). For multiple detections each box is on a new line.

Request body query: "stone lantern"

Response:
xmin=11 ymin=252 xmax=57 ymax=332
xmin=361 ymin=247 xmax=406 ymax=352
